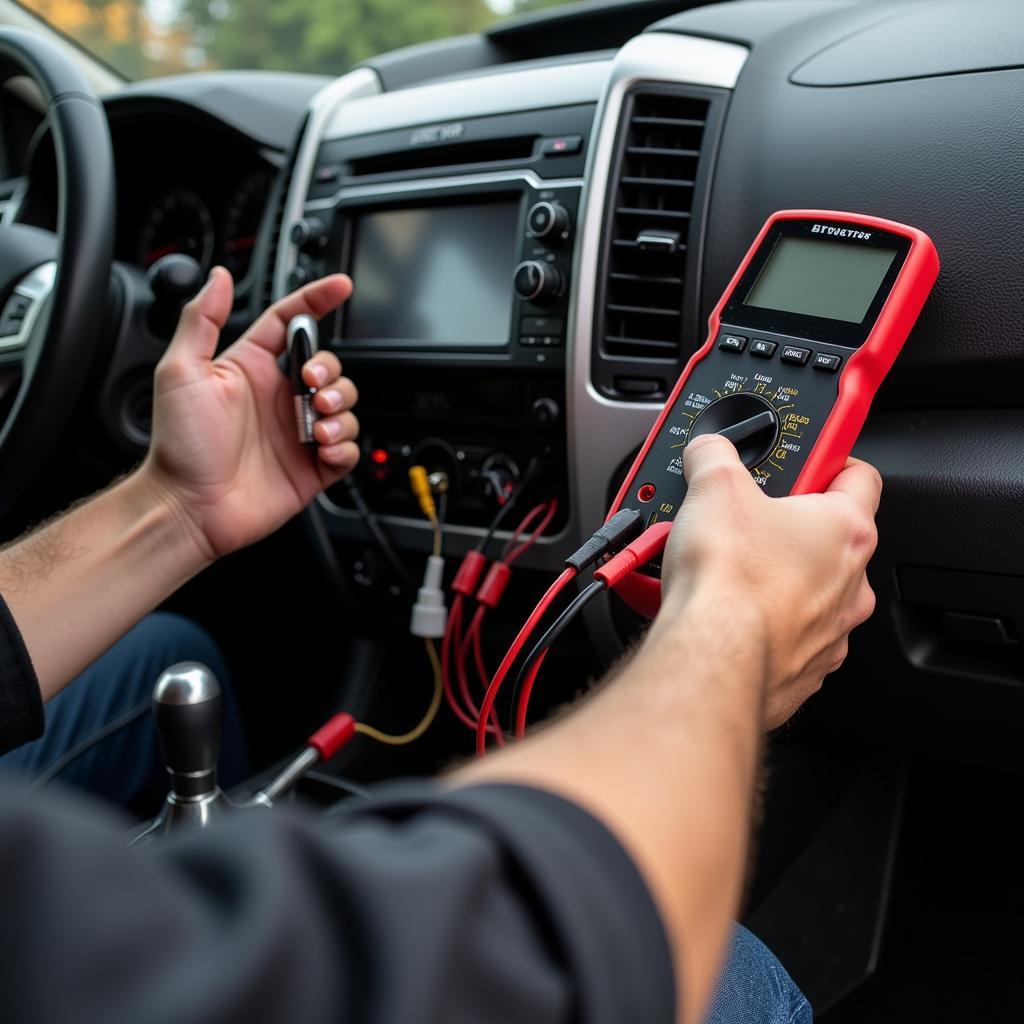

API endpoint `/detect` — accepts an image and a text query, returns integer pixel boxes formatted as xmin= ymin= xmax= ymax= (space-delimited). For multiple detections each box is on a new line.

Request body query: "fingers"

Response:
xmin=312 ymin=376 xmax=358 ymax=415
xmin=302 ymin=349 xmax=359 ymax=416
xmin=303 ymin=350 xmax=341 ymax=388
xmin=164 ymin=267 xmax=234 ymax=367
xmin=313 ymin=411 xmax=359 ymax=447
xmin=316 ymin=439 xmax=360 ymax=471
xmin=245 ymin=275 xmax=353 ymax=354
xmin=826 ymin=457 xmax=883 ymax=516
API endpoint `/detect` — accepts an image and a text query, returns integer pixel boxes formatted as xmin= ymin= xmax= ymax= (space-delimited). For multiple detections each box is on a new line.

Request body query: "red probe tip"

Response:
xmin=308 ymin=712 xmax=357 ymax=760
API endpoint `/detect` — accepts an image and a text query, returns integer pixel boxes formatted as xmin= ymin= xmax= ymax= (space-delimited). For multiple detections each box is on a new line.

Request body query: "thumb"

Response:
xmin=682 ymin=432 xmax=751 ymax=492
xmin=166 ymin=266 xmax=234 ymax=364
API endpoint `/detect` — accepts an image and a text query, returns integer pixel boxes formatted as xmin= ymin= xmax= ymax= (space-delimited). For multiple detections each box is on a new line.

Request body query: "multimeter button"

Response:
xmin=812 ymin=352 xmax=843 ymax=372
xmin=749 ymin=339 xmax=777 ymax=358
xmin=780 ymin=345 xmax=811 ymax=366
xmin=718 ymin=334 xmax=747 ymax=352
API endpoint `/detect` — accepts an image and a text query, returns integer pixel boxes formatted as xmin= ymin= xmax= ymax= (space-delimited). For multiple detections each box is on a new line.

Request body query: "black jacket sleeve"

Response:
xmin=0 ymin=595 xmax=43 ymax=755
xmin=0 ymin=781 xmax=674 ymax=1024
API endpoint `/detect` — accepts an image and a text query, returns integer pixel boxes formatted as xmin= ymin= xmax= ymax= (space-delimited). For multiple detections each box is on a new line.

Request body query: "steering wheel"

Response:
xmin=0 ymin=27 xmax=115 ymax=517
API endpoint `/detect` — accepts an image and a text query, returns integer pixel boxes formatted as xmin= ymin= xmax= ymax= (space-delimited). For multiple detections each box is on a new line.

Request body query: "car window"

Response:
xmin=15 ymin=0 xmax=581 ymax=81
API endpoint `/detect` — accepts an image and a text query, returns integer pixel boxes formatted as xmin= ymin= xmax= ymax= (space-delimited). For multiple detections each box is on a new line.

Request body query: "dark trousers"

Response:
xmin=0 ymin=612 xmax=246 ymax=813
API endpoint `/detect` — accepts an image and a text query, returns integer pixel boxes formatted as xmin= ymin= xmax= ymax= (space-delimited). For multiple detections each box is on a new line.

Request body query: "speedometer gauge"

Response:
xmin=138 ymin=188 xmax=215 ymax=270
xmin=223 ymin=171 xmax=273 ymax=281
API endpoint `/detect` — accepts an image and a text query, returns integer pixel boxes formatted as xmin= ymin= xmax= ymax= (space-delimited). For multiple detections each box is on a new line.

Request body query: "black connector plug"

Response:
xmin=564 ymin=508 xmax=644 ymax=573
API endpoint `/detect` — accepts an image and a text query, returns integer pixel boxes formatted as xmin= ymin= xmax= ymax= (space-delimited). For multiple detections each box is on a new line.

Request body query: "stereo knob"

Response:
xmin=530 ymin=397 xmax=561 ymax=427
xmin=287 ymin=264 xmax=314 ymax=290
xmin=290 ymin=217 xmax=328 ymax=254
xmin=526 ymin=201 xmax=571 ymax=244
xmin=514 ymin=260 xmax=565 ymax=303
xmin=688 ymin=393 xmax=780 ymax=469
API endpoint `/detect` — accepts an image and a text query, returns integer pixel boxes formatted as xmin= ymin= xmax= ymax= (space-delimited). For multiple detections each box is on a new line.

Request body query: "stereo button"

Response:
xmin=540 ymin=135 xmax=583 ymax=156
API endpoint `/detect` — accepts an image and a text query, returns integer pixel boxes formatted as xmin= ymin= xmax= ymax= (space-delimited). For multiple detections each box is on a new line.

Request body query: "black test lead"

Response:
xmin=288 ymin=313 xmax=319 ymax=445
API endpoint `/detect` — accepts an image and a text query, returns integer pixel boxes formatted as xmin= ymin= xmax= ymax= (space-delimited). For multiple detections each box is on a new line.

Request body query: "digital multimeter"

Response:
xmin=607 ymin=209 xmax=939 ymax=617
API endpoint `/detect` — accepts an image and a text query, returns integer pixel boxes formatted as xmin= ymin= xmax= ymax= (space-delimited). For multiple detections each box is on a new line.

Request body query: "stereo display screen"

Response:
xmin=344 ymin=200 xmax=520 ymax=346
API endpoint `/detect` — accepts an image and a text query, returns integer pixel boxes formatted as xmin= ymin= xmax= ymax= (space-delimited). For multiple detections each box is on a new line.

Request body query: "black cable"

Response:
xmin=507 ymin=579 xmax=607 ymax=733
xmin=27 ymin=699 xmax=151 ymax=793
xmin=476 ymin=456 xmax=541 ymax=554
xmin=303 ymin=769 xmax=371 ymax=803
xmin=342 ymin=475 xmax=417 ymax=590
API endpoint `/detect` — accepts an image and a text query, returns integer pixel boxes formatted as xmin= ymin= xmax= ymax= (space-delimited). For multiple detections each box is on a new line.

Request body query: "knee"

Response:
xmin=142 ymin=613 xmax=225 ymax=674
xmin=703 ymin=925 xmax=811 ymax=1024
xmin=115 ymin=613 xmax=231 ymax=699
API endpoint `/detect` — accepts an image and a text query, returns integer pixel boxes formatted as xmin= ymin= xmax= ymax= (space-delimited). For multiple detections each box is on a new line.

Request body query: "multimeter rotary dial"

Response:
xmin=687 ymin=393 xmax=780 ymax=468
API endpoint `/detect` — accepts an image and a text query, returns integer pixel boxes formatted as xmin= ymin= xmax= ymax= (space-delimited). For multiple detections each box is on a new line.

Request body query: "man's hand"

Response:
xmin=140 ymin=268 xmax=359 ymax=562
xmin=660 ymin=433 xmax=881 ymax=729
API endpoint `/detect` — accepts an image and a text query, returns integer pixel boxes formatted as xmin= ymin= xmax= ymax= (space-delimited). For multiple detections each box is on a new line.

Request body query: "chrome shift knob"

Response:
xmin=132 ymin=662 xmax=230 ymax=844
xmin=153 ymin=661 xmax=222 ymax=798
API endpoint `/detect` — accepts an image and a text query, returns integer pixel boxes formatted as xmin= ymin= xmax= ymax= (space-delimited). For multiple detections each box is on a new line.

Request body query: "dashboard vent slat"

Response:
xmin=595 ymin=87 xmax=718 ymax=378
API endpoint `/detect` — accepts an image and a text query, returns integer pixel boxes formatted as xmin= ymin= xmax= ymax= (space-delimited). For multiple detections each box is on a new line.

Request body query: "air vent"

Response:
xmin=594 ymin=86 xmax=725 ymax=397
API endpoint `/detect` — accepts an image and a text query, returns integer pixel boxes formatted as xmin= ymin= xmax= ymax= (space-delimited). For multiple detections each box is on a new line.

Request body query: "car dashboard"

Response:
xmin=279 ymin=0 xmax=1024 ymax=772
xmin=7 ymin=0 xmax=1024 ymax=772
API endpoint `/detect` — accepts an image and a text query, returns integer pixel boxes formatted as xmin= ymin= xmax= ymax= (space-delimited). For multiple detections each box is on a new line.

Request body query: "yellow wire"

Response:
xmin=430 ymin=514 xmax=441 ymax=557
xmin=353 ymin=638 xmax=443 ymax=746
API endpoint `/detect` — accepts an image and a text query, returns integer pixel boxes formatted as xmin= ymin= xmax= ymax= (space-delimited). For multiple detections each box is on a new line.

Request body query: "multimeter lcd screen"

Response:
xmin=743 ymin=236 xmax=898 ymax=324
xmin=345 ymin=200 xmax=519 ymax=346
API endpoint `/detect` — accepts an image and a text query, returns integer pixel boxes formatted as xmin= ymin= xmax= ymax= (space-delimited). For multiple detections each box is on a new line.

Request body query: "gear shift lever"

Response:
xmin=131 ymin=662 xmax=231 ymax=844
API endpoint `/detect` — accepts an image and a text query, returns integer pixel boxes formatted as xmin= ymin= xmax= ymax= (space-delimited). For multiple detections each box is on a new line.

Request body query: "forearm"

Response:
xmin=0 ymin=471 xmax=209 ymax=701
xmin=456 ymin=585 xmax=766 ymax=1024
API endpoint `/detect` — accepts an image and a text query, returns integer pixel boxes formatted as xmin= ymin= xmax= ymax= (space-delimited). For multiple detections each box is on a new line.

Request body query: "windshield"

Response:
xmin=16 ymin=0 xmax=578 ymax=81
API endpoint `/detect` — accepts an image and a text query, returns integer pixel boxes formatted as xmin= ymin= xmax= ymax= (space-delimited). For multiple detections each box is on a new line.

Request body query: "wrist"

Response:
xmin=645 ymin=577 xmax=770 ymax=696
xmin=127 ymin=465 xmax=217 ymax=571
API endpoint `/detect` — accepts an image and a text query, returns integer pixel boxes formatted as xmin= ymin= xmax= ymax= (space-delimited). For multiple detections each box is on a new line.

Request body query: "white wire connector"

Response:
xmin=410 ymin=555 xmax=448 ymax=638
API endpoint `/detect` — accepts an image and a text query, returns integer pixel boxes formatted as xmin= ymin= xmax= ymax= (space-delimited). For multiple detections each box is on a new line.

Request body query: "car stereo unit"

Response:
xmin=287 ymin=104 xmax=594 ymax=372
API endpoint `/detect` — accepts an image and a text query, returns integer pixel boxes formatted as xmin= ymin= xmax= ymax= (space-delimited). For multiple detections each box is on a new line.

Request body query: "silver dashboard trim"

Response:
xmin=273 ymin=66 xmax=382 ymax=300
xmin=0 ymin=261 xmax=57 ymax=353
xmin=304 ymin=170 xmax=583 ymax=211
xmin=323 ymin=60 xmax=610 ymax=141
xmin=566 ymin=32 xmax=748 ymax=656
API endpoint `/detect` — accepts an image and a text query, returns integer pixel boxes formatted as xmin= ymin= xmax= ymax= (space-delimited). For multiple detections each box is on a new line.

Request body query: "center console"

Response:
xmin=281 ymin=90 xmax=598 ymax=546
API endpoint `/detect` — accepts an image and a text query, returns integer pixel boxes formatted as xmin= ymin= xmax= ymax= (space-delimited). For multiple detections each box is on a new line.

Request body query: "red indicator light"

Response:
xmin=637 ymin=483 xmax=656 ymax=503
xmin=370 ymin=448 xmax=389 ymax=465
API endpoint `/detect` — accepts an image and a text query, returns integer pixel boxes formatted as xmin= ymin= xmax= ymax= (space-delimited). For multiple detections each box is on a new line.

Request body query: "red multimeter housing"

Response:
xmin=607 ymin=210 xmax=939 ymax=617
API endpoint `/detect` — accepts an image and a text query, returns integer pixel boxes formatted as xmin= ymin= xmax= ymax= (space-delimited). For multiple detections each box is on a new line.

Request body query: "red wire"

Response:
xmin=445 ymin=499 xmax=558 ymax=744
xmin=475 ymin=566 xmax=576 ymax=756
xmin=443 ymin=595 xmax=502 ymax=738
xmin=469 ymin=606 xmax=492 ymax=695
xmin=514 ymin=650 xmax=549 ymax=738
xmin=502 ymin=499 xmax=558 ymax=565
xmin=456 ymin=606 xmax=504 ymax=743
xmin=441 ymin=597 xmax=474 ymax=729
